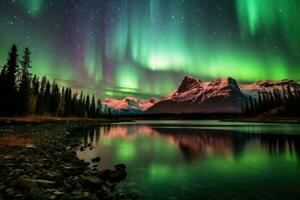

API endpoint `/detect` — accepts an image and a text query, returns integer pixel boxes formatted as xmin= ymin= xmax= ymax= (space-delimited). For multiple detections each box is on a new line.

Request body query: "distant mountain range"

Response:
xmin=103 ymin=96 xmax=159 ymax=115
xmin=104 ymin=76 xmax=300 ymax=115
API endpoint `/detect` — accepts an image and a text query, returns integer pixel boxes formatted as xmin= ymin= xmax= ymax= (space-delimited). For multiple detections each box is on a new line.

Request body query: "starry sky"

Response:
xmin=0 ymin=0 xmax=299 ymax=99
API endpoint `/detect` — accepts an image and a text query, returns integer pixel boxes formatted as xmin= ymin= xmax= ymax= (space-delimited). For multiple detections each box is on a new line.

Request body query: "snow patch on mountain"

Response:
xmin=147 ymin=76 xmax=246 ymax=114
xmin=103 ymin=77 xmax=300 ymax=115
xmin=104 ymin=97 xmax=159 ymax=115
xmin=242 ymin=79 xmax=300 ymax=91
xmin=241 ymin=79 xmax=300 ymax=96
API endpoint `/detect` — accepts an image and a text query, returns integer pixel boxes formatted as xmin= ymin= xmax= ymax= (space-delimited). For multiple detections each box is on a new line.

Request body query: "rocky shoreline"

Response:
xmin=0 ymin=121 xmax=140 ymax=200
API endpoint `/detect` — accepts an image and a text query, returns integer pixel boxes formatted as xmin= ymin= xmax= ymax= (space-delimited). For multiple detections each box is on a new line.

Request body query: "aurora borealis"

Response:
xmin=0 ymin=0 xmax=299 ymax=99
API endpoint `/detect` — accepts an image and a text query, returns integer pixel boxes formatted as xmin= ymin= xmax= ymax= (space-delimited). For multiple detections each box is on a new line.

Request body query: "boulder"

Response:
xmin=114 ymin=164 xmax=126 ymax=170
xmin=108 ymin=170 xmax=127 ymax=183
xmin=81 ymin=176 xmax=104 ymax=189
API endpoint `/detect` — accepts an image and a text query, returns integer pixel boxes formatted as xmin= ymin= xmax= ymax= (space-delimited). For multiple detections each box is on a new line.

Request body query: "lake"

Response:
xmin=76 ymin=120 xmax=300 ymax=200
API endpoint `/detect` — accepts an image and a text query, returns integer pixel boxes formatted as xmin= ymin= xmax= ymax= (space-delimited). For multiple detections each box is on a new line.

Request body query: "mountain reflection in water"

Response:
xmin=78 ymin=124 xmax=300 ymax=163
xmin=76 ymin=121 xmax=300 ymax=200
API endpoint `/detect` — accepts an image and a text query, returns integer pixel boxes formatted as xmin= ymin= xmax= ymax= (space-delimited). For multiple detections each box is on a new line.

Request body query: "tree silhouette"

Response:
xmin=3 ymin=44 xmax=19 ymax=115
xmin=85 ymin=95 xmax=90 ymax=117
xmin=18 ymin=48 xmax=32 ymax=115
xmin=96 ymin=98 xmax=102 ymax=117
xmin=90 ymin=95 xmax=96 ymax=117
xmin=0 ymin=65 xmax=7 ymax=113
xmin=0 ymin=45 xmax=105 ymax=118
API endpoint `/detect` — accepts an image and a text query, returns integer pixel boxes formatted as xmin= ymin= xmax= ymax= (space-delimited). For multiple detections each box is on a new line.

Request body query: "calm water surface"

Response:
xmin=76 ymin=120 xmax=300 ymax=200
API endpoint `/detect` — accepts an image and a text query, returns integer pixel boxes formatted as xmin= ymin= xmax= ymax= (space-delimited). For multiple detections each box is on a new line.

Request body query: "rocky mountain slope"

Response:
xmin=105 ymin=76 xmax=300 ymax=115
xmin=146 ymin=76 xmax=246 ymax=114
xmin=103 ymin=97 xmax=159 ymax=115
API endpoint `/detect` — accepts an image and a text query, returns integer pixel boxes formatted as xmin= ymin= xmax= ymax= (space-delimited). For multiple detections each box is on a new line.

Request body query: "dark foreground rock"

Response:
xmin=91 ymin=157 xmax=101 ymax=163
xmin=0 ymin=122 xmax=140 ymax=200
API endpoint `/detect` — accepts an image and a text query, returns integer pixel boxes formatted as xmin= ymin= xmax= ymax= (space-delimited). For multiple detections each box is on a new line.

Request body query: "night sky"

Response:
xmin=0 ymin=0 xmax=299 ymax=99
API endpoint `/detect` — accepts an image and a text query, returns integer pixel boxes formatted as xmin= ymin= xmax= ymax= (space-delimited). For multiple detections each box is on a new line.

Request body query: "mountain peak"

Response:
xmin=123 ymin=96 xmax=138 ymax=102
xmin=104 ymin=96 xmax=159 ymax=115
xmin=177 ymin=76 xmax=201 ymax=93
xmin=207 ymin=77 xmax=240 ymax=93
xmin=147 ymin=76 xmax=245 ymax=114
xmin=208 ymin=77 xmax=235 ymax=85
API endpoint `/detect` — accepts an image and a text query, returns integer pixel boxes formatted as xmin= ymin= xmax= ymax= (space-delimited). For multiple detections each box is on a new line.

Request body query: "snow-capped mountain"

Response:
xmin=241 ymin=79 xmax=300 ymax=96
xmin=146 ymin=76 xmax=246 ymax=114
xmin=104 ymin=77 xmax=300 ymax=115
xmin=103 ymin=97 xmax=159 ymax=115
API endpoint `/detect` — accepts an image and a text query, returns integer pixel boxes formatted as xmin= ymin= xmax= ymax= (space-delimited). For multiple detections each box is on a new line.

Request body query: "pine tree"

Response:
xmin=71 ymin=93 xmax=78 ymax=116
xmin=257 ymin=92 xmax=263 ymax=113
xmin=44 ymin=81 xmax=51 ymax=114
xmin=79 ymin=91 xmax=84 ymax=117
xmin=0 ymin=65 xmax=7 ymax=114
xmin=90 ymin=95 xmax=96 ymax=117
xmin=268 ymin=90 xmax=275 ymax=107
xmin=273 ymin=88 xmax=282 ymax=107
xmin=37 ymin=76 xmax=47 ymax=114
xmin=107 ymin=107 xmax=113 ymax=119
xmin=243 ymin=96 xmax=251 ymax=117
xmin=57 ymin=87 xmax=65 ymax=116
xmin=31 ymin=75 xmax=39 ymax=114
xmin=18 ymin=48 xmax=32 ymax=115
xmin=96 ymin=98 xmax=102 ymax=117
xmin=63 ymin=88 xmax=68 ymax=116
xmin=248 ymin=96 xmax=254 ymax=116
xmin=85 ymin=95 xmax=90 ymax=117
xmin=64 ymin=87 xmax=72 ymax=116
xmin=49 ymin=81 xmax=60 ymax=115
xmin=4 ymin=44 xmax=19 ymax=115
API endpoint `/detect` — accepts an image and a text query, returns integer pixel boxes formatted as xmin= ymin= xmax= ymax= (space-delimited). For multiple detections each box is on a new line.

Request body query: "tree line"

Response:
xmin=242 ymin=84 xmax=300 ymax=117
xmin=0 ymin=44 xmax=112 ymax=118
xmin=1 ymin=44 xmax=299 ymax=119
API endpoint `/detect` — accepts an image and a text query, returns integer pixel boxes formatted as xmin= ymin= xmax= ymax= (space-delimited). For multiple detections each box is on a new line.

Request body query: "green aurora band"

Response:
xmin=0 ymin=0 xmax=299 ymax=98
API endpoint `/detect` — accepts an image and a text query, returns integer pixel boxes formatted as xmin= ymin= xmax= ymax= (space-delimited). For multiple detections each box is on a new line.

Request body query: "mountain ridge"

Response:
xmin=104 ymin=76 xmax=300 ymax=114
xmin=147 ymin=76 xmax=245 ymax=114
